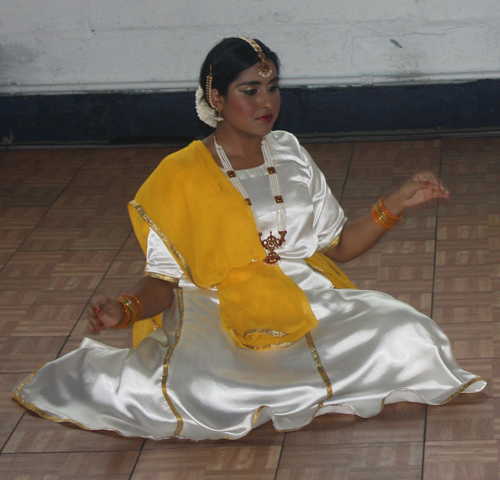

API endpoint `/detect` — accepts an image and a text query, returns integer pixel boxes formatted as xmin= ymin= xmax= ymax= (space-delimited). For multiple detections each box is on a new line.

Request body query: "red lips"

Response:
xmin=258 ymin=114 xmax=273 ymax=123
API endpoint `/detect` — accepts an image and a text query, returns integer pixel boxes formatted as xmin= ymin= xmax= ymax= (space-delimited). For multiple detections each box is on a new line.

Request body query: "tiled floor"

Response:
xmin=0 ymin=136 xmax=498 ymax=479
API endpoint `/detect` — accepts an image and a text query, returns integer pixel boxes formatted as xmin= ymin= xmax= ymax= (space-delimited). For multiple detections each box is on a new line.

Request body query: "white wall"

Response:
xmin=1 ymin=0 xmax=499 ymax=94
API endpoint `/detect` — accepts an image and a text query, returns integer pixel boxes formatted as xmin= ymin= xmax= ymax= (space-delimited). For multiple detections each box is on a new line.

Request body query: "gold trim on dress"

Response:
xmin=305 ymin=332 xmax=333 ymax=399
xmin=319 ymin=234 xmax=342 ymax=254
xmin=440 ymin=377 xmax=485 ymax=404
xmin=144 ymin=272 xmax=180 ymax=284
xmin=13 ymin=364 xmax=125 ymax=436
xmin=129 ymin=200 xmax=196 ymax=286
xmin=252 ymin=405 xmax=267 ymax=427
xmin=161 ymin=290 xmax=185 ymax=437
xmin=13 ymin=293 xmax=188 ymax=439
xmin=274 ymin=403 xmax=325 ymax=433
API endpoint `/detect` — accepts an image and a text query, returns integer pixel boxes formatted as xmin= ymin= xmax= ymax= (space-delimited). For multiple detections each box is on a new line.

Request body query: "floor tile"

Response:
xmin=442 ymin=323 xmax=494 ymax=359
xmin=20 ymin=226 xmax=131 ymax=251
xmin=0 ymin=336 xmax=67 ymax=374
xmin=433 ymin=292 xmax=493 ymax=324
xmin=285 ymin=402 xmax=426 ymax=446
xmin=106 ymin=249 xmax=147 ymax=276
xmin=0 ymin=451 xmax=140 ymax=480
xmin=423 ymin=441 xmax=498 ymax=480
xmin=425 ymin=396 xmax=494 ymax=442
xmin=0 ymin=304 xmax=85 ymax=337
xmin=131 ymin=446 xmax=281 ymax=480
xmin=0 ymin=373 xmax=28 ymax=449
xmin=3 ymin=412 xmax=144 ymax=453
xmin=0 ymin=207 xmax=48 ymax=229
xmin=276 ymin=443 xmax=423 ymax=480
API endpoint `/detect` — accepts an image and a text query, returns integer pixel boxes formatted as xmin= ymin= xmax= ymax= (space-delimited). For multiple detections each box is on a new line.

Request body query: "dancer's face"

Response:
xmin=212 ymin=62 xmax=280 ymax=138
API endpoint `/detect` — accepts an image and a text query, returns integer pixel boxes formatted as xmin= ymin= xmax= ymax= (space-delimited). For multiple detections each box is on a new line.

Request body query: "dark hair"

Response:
xmin=199 ymin=37 xmax=280 ymax=99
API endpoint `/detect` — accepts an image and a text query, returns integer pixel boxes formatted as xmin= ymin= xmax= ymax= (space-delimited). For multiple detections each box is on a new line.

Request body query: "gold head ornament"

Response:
xmin=236 ymin=37 xmax=273 ymax=77
xmin=206 ymin=64 xmax=217 ymax=110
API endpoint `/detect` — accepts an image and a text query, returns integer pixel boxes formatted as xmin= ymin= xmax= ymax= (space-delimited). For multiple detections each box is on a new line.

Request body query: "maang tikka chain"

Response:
xmin=236 ymin=37 xmax=273 ymax=77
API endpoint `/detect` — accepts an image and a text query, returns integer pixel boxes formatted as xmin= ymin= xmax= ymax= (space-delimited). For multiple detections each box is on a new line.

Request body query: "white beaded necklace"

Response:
xmin=213 ymin=135 xmax=287 ymax=265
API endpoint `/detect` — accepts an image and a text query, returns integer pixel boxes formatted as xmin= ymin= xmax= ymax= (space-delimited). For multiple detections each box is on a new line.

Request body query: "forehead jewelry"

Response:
xmin=236 ymin=37 xmax=273 ymax=77
xmin=214 ymin=135 xmax=286 ymax=265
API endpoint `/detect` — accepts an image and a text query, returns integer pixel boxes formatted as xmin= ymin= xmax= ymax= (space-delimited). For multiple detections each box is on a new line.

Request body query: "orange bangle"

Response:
xmin=370 ymin=198 xmax=402 ymax=229
xmin=122 ymin=294 xmax=143 ymax=320
xmin=379 ymin=197 xmax=403 ymax=221
xmin=113 ymin=298 xmax=132 ymax=329
xmin=112 ymin=294 xmax=143 ymax=329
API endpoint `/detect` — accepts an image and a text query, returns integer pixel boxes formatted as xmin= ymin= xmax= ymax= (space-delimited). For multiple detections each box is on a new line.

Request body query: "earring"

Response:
xmin=215 ymin=107 xmax=224 ymax=122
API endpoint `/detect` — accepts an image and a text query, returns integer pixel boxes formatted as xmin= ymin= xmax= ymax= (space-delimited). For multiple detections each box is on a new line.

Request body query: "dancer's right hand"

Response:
xmin=86 ymin=296 xmax=125 ymax=333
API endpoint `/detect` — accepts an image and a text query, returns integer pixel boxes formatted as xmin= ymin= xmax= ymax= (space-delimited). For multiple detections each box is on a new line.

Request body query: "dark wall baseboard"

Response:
xmin=1 ymin=79 xmax=500 ymax=146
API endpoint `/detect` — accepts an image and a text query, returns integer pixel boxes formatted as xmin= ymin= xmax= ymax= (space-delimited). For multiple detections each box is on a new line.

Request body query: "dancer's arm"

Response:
xmin=87 ymin=277 xmax=175 ymax=333
xmin=326 ymin=172 xmax=449 ymax=263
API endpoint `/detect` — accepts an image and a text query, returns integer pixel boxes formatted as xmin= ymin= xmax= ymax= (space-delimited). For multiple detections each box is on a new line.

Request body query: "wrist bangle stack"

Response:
xmin=371 ymin=197 xmax=403 ymax=229
xmin=113 ymin=294 xmax=143 ymax=329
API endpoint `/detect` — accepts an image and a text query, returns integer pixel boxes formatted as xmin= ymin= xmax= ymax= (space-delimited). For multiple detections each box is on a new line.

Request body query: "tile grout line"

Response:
xmin=338 ymin=142 xmax=355 ymax=205
xmin=127 ymin=438 xmax=148 ymax=480
xmin=273 ymin=432 xmax=287 ymax=480
xmin=0 ymin=411 xmax=26 ymax=456
xmin=421 ymin=138 xmax=444 ymax=480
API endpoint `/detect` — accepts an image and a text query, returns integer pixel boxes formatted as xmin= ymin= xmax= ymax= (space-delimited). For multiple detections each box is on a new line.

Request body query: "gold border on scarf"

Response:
xmin=305 ymin=332 xmax=333 ymax=399
xmin=129 ymin=201 xmax=196 ymax=285
xmin=243 ymin=328 xmax=288 ymax=338
xmin=144 ymin=271 xmax=180 ymax=284
xmin=161 ymin=290 xmax=185 ymax=437
xmin=233 ymin=336 xmax=293 ymax=350
xmin=319 ymin=234 xmax=342 ymax=254
xmin=246 ymin=342 xmax=294 ymax=350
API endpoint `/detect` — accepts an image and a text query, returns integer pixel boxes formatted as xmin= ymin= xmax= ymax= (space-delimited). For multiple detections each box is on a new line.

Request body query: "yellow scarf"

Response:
xmin=128 ymin=140 xmax=355 ymax=349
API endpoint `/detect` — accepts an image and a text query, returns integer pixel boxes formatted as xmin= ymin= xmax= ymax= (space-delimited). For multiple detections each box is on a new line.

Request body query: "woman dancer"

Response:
xmin=13 ymin=37 xmax=485 ymax=440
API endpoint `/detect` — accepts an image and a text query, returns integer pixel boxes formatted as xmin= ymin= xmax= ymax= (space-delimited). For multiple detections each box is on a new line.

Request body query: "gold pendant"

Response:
xmin=260 ymin=231 xmax=287 ymax=265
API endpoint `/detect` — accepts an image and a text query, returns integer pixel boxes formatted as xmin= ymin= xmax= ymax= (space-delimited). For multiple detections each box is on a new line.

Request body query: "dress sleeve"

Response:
xmin=300 ymin=146 xmax=347 ymax=252
xmin=144 ymin=229 xmax=182 ymax=283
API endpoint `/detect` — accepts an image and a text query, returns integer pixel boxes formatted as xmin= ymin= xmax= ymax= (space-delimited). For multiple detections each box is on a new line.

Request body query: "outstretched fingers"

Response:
xmin=401 ymin=172 xmax=450 ymax=208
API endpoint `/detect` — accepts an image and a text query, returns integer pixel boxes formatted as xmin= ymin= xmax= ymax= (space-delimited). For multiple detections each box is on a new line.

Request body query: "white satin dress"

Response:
xmin=13 ymin=131 xmax=485 ymax=440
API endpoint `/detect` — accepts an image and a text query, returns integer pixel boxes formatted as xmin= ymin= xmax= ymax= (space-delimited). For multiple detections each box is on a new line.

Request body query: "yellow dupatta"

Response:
xmin=128 ymin=140 xmax=355 ymax=349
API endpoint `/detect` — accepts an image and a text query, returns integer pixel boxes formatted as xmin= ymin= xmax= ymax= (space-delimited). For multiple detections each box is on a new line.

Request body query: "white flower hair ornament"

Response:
xmin=195 ymin=86 xmax=218 ymax=128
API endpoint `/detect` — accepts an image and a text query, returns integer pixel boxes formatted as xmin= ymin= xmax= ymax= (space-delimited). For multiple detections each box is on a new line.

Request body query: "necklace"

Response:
xmin=213 ymin=135 xmax=287 ymax=265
